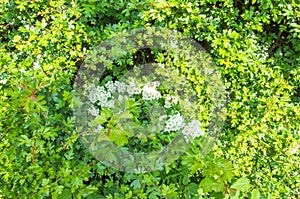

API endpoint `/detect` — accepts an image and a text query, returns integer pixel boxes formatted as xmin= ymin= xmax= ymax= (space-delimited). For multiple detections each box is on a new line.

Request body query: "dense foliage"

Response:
xmin=0 ymin=0 xmax=299 ymax=198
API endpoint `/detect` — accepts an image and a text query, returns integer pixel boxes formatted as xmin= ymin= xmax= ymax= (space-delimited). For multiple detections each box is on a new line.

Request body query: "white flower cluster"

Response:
xmin=96 ymin=125 xmax=103 ymax=131
xmin=164 ymin=94 xmax=179 ymax=108
xmin=118 ymin=95 xmax=128 ymax=102
xmin=164 ymin=113 xmax=185 ymax=132
xmin=104 ymin=81 xmax=116 ymax=93
xmin=87 ymin=84 xmax=114 ymax=108
xmin=87 ymin=79 xmax=164 ymax=115
xmin=105 ymin=79 xmax=141 ymax=96
xmin=86 ymin=79 xmax=204 ymax=142
xmin=87 ymin=105 xmax=98 ymax=116
xmin=182 ymin=120 xmax=203 ymax=140
xmin=126 ymin=78 xmax=142 ymax=96
xmin=93 ymin=125 xmax=103 ymax=134
xmin=114 ymin=81 xmax=127 ymax=93
xmin=142 ymin=81 xmax=161 ymax=101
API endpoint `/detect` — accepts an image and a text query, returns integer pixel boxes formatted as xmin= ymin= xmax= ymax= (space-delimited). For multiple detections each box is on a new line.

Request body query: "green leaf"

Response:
xmin=251 ymin=189 xmax=260 ymax=199
xmin=200 ymin=177 xmax=213 ymax=193
xmin=110 ymin=128 xmax=128 ymax=146
xmin=12 ymin=35 xmax=21 ymax=43
xmin=95 ymin=108 xmax=112 ymax=124
xmin=231 ymin=178 xmax=251 ymax=192
xmin=113 ymin=110 xmax=133 ymax=121
xmin=231 ymin=190 xmax=241 ymax=199
xmin=184 ymin=183 xmax=198 ymax=195
xmin=183 ymin=170 xmax=189 ymax=185
xmin=58 ymin=189 xmax=72 ymax=199
xmin=130 ymin=179 xmax=141 ymax=189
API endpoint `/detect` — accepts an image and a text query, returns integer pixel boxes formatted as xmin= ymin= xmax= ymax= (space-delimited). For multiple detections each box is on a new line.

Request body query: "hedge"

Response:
xmin=0 ymin=0 xmax=299 ymax=198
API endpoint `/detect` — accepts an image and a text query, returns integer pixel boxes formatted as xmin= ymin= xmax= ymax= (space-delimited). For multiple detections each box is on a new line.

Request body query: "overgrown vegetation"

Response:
xmin=0 ymin=0 xmax=299 ymax=198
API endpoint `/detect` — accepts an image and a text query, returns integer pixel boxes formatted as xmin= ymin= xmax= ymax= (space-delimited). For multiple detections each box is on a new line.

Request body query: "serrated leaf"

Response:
xmin=130 ymin=179 xmax=141 ymax=189
xmin=200 ymin=177 xmax=213 ymax=193
xmin=110 ymin=128 xmax=128 ymax=146
xmin=251 ymin=189 xmax=260 ymax=199
xmin=232 ymin=190 xmax=241 ymax=199
xmin=114 ymin=110 xmax=133 ymax=120
xmin=184 ymin=183 xmax=198 ymax=195
xmin=95 ymin=108 xmax=112 ymax=124
xmin=231 ymin=177 xmax=251 ymax=192
xmin=58 ymin=189 xmax=72 ymax=199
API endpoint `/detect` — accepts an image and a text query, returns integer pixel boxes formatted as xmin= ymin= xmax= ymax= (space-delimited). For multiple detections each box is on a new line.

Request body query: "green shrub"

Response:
xmin=0 ymin=0 xmax=299 ymax=198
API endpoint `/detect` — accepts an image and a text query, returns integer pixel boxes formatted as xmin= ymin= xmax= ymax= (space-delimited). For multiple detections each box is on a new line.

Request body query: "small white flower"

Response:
xmin=165 ymin=113 xmax=185 ymax=132
xmin=0 ymin=78 xmax=7 ymax=85
xmin=87 ymin=84 xmax=98 ymax=103
xmin=96 ymin=85 xmax=106 ymax=93
xmin=105 ymin=80 xmax=116 ymax=93
xmin=20 ymin=68 xmax=26 ymax=73
xmin=164 ymin=101 xmax=172 ymax=108
xmin=88 ymin=93 xmax=98 ymax=104
xmin=114 ymin=81 xmax=127 ymax=93
xmin=118 ymin=95 xmax=128 ymax=102
xmin=159 ymin=115 xmax=167 ymax=121
xmin=118 ymin=95 xmax=123 ymax=101
xmin=142 ymin=82 xmax=162 ymax=101
xmin=164 ymin=95 xmax=179 ymax=108
xmin=126 ymin=78 xmax=141 ymax=96
xmin=104 ymin=100 xmax=114 ymax=109
xmin=87 ymin=105 xmax=98 ymax=116
xmin=95 ymin=86 xmax=111 ymax=106
xmin=33 ymin=61 xmax=40 ymax=70
xmin=94 ymin=125 xmax=103 ymax=133
xmin=278 ymin=126 xmax=284 ymax=131
xmin=182 ymin=120 xmax=203 ymax=141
